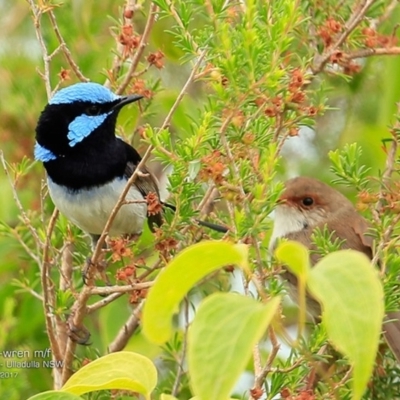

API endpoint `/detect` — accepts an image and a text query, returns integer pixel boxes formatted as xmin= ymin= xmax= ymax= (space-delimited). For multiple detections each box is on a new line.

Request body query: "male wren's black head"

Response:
xmin=35 ymin=82 xmax=143 ymax=190
xmin=34 ymin=82 xmax=161 ymax=245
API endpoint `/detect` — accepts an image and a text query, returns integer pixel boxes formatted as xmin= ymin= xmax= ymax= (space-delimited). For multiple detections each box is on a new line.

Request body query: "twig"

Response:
xmin=165 ymin=0 xmax=200 ymax=55
xmin=252 ymin=343 xmax=262 ymax=379
xmin=108 ymin=302 xmax=144 ymax=352
xmin=87 ymin=292 xmax=125 ymax=314
xmin=373 ymin=214 xmax=400 ymax=269
xmin=372 ymin=134 xmax=399 ymax=268
xmin=106 ymin=0 xmax=141 ymax=87
xmin=89 ymin=281 xmax=152 ymax=295
xmin=347 ymin=46 xmax=400 ymax=59
xmin=26 ymin=0 xmax=52 ymax=98
xmin=116 ymin=3 xmax=159 ymax=94
xmin=252 ymin=327 xmax=281 ymax=391
xmin=271 ymin=356 xmax=305 ymax=374
xmin=329 ymin=366 xmax=353 ymax=396
xmin=0 ymin=151 xmax=43 ymax=253
xmin=137 ymin=258 xmax=163 ymax=280
xmin=312 ymin=0 xmax=377 ymax=73
xmin=197 ymin=186 xmax=219 ymax=216
xmin=16 ymin=286 xmax=44 ymax=302
xmin=172 ymin=298 xmax=190 ymax=396
xmin=60 ymin=241 xmax=73 ymax=292
xmin=57 ymin=241 xmax=74 ymax=355
xmin=47 ymin=10 xmax=89 ymax=83
xmin=42 ymin=209 xmax=65 ymax=388
xmin=379 ymin=0 xmax=399 ymax=23
xmin=10 ymin=229 xmax=41 ymax=266
xmin=382 ymin=136 xmax=398 ymax=185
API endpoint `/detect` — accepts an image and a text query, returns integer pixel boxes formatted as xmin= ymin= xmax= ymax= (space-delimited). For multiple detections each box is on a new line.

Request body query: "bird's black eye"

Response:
xmin=85 ymin=105 xmax=102 ymax=116
xmin=302 ymin=197 xmax=314 ymax=206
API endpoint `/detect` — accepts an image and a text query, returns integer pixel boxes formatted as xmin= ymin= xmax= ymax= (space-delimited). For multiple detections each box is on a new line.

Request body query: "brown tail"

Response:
xmin=383 ymin=312 xmax=400 ymax=362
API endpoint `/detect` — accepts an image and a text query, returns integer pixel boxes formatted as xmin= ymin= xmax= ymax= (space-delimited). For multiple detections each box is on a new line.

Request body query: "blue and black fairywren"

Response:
xmin=35 ymin=82 xmax=227 ymax=249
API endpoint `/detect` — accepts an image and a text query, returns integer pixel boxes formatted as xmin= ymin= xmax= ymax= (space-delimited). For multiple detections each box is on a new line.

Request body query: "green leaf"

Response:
xmin=61 ymin=352 xmax=157 ymax=398
xmin=160 ymin=395 xmax=178 ymax=400
xmin=142 ymin=241 xmax=249 ymax=344
xmin=275 ymin=240 xmax=310 ymax=279
xmin=28 ymin=392 xmax=83 ymax=400
xmin=308 ymin=250 xmax=384 ymax=400
xmin=188 ymin=293 xmax=281 ymax=400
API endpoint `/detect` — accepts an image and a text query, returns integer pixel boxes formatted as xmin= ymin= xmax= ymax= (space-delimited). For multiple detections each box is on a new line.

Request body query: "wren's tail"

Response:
xmin=383 ymin=312 xmax=400 ymax=363
xmin=162 ymin=202 xmax=228 ymax=234
xmin=196 ymin=219 xmax=228 ymax=233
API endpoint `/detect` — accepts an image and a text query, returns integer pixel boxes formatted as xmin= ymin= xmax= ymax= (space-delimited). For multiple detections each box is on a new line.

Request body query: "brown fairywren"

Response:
xmin=270 ymin=176 xmax=400 ymax=362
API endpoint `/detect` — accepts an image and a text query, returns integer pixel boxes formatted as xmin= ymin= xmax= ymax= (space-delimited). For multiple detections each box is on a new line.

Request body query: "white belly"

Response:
xmin=48 ymin=178 xmax=147 ymax=236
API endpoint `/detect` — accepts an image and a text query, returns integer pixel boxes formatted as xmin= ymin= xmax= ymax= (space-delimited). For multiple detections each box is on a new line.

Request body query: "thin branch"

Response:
xmin=271 ymin=356 xmax=305 ymax=374
xmin=172 ymin=298 xmax=190 ymax=396
xmin=329 ymin=366 xmax=353 ymax=396
xmin=47 ymin=10 xmax=89 ymax=83
xmin=10 ymin=229 xmax=41 ymax=266
xmin=60 ymin=241 xmax=73 ymax=292
xmin=42 ymin=209 xmax=65 ymax=389
xmin=116 ymin=3 xmax=159 ymax=94
xmin=379 ymin=0 xmax=399 ymax=23
xmin=382 ymin=136 xmax=398 ymax=185
xmin=0 ymin=152 xmax=43 ymax=252
xmin=57 ymin=241 xmax=74 ymax=355
xmin=26 ymin=0 xmax=52 ymax=98
xmin=89 ymin=281 xmax=153 ymax=296
xmin=137 ymin=258 xmax=163 ymax=280
xmin=312 ymin=0 xmax=377 ymax=73
xmin=161 ymin=50 xmax=207 ymax=129
xmin=252 ymin=343 xmax=262 ymax=381
xmin=347 ymin=46 xmax=400 ymax=59
xmin=16 ymin=286 xmax=44 ymax=302
xmin=252 ymin=327 xmax=281 ymax=391
xmin=197 ymin=185 xmax=219 ymax=216
xmin=373 ymin=213 xmax=400 ymax=269
xmin=87 ymin=292 xmax=125 ymax=313
xmin=165 ymin=0 xmax=200 ymax=55
xmin=108 ymin=302 xmax=144 ymax=353
xmin=106 ymin=0 xmax=141 ymax=87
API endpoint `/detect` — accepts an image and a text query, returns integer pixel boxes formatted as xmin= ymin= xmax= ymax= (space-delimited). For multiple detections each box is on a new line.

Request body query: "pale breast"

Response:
xmin=269 ymin=205 xmax=309 ymax=251
xmin=48 ymin=177 xmax=147 ymax=236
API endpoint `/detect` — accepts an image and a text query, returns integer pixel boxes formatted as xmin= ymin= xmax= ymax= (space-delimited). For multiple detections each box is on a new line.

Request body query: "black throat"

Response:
xmin=43 ymin=136 xmax=134 ymax=190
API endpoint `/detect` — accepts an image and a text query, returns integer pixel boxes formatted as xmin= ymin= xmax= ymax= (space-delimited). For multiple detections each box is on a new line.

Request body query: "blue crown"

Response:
xmin=50 ymin=82 xmax=120 ymax=105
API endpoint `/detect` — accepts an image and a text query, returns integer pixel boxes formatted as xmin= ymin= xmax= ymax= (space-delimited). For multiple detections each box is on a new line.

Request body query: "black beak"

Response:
xmin=111 ymin=94 xmax=143 ymax=111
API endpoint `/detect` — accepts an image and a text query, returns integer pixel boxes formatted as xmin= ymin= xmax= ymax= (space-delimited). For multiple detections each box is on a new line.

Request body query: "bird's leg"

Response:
xmin=82 ymin=256 xmax=110 ymax=287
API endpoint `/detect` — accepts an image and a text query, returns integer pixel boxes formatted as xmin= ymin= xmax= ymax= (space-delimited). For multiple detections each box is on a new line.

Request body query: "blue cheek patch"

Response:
xmin=67 ymin=113 xmax=111 ymax=147
xmin=34 ymin=142 xmax=57 ymax=162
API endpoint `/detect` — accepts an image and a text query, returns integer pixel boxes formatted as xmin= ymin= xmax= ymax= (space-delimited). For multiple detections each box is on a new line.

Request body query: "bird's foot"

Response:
xmin=82 ymin=257 xmax=108 ymax=283
xmin=67 ymin=317 xmax=91 ymax=345
xmin=136 ymin=170 xmax=149 ymax=178
xmin=125 ymin=233 xmax=141 ymax=242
